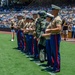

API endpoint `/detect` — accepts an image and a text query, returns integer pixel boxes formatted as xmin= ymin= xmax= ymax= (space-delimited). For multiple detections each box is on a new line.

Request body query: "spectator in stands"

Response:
xmin=63 ymin=21 xmax=68 ymax=40
xmin=68 ymin=23 xmax=72 ymax=38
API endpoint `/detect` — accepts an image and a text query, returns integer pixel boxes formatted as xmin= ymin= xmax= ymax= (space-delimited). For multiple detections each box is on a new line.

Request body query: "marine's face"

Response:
xmin=33 ymin=14 xmax=37 ymax=19
xmin=30 ymin=19 xmax=34 ymax=23
xmin=52 ymin=9 xmax=59 ymax=16
xmin=26 ymin=19 xmax=30 ymax=22
xmin=46 ymin=17 xmax=52 ymax=22
xmin=17 ymin=16 xmax=23 ymax=20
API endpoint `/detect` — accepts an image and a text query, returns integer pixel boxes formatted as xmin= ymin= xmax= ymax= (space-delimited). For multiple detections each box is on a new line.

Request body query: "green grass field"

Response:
xmin=0 ymin=33 xmax=75 ymax=75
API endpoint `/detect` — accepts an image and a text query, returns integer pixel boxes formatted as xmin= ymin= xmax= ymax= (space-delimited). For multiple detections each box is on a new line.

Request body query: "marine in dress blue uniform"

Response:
xmin=16 ymin=14 xmax=24 ymax=50
xmin=46 ymin=5 xmax=62 ymax=72
xmin=23 ymin=16 xmax=30 ymax=54
xmin=42 ymin=13 xmax=54 ymax=67
xmin=28 ymin=17 xmax=35 ymax=55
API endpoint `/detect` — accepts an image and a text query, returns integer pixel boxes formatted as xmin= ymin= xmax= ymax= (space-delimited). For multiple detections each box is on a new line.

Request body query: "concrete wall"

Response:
xmin=0 ymin=28 xmax=11 ymax=32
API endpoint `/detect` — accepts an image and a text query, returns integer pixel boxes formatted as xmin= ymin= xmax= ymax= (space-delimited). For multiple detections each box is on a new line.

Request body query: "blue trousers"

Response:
xmin=25 ymin=34 xmax=29 ymax=53
xmin=50 ymin=34 xmax=61 ymax=71
xmin=29 ymin=35 xmax=33 ymax=55
xmin=34 ymin=38 xmax=39 ymax=58
xmin=19 ymin=30 xmax=24 ymax=50
xmin=16 ymin=30 xmax=21 ymax=49
xmin=46 ymin=39 xmax=52 ymax=66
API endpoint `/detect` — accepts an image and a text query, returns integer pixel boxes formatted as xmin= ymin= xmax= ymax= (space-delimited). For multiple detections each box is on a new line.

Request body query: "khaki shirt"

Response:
xmin=51 ymin=16 xmax=62 ymax=34
xmin=23 ymin=22 xmax=29 ymax=29
xmin=17 ymin=19 xmax=24 ymax=29
xmin=23 ymin=22 xmax=30 ymax=34
xmin=29 ymin=22 xmax=35 ymax=28
xmin=28 ymin=22 xmax=35 ymax=35
xmin=45 ymin=22 xmax=51 ymax=39
xmin=47 ymin=22 xmax=51 ymax=29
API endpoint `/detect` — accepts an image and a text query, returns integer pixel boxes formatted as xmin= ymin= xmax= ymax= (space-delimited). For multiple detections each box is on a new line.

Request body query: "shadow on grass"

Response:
xmin=13 ymin=47 xmax=25 ymax=54
xmin=39 ymin=64 xmax=48 ymax=67
xmin=30 ymin=58 xmax=39 ymax=62
xmin=41 ymin=67 xmax=51 ymax=72
xmin=13 ymin=47 xmax=20 ymax=50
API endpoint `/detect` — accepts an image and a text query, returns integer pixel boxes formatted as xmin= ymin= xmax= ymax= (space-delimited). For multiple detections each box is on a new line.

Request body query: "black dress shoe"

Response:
xmin=51 ymin=69 xmax=60 ymax=73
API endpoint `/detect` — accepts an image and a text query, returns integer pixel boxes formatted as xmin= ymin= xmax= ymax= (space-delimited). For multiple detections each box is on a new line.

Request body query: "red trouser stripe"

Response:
xmin=55 ymin=35 xmax=60 ymax=69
